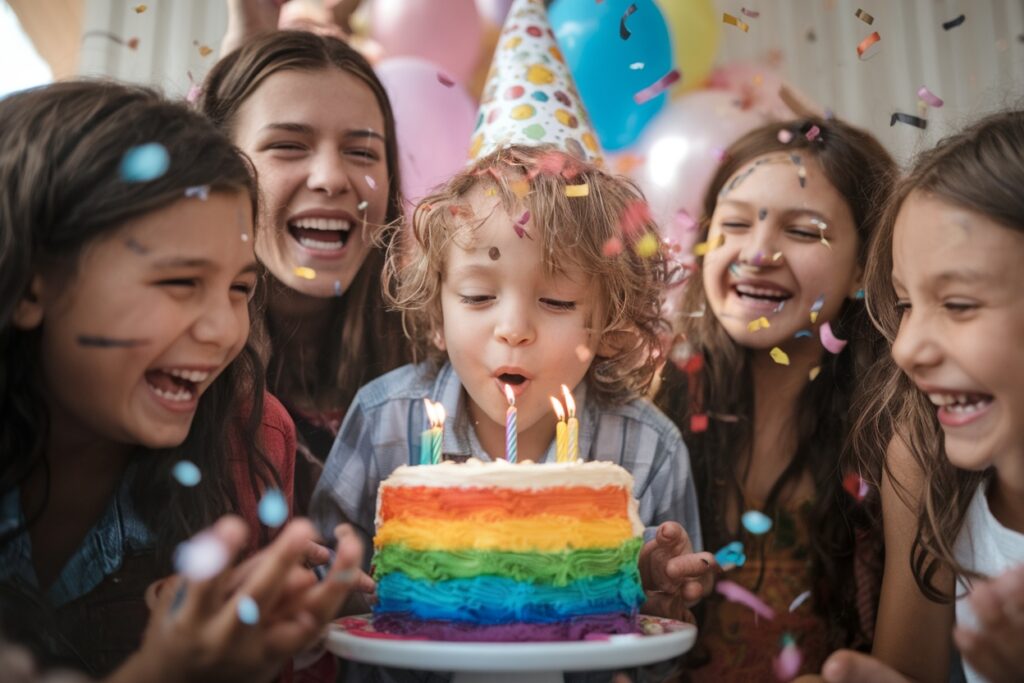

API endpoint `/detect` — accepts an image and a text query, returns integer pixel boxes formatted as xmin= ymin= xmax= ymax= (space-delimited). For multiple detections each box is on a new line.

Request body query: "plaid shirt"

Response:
xmin=310 ymin=361 xmax=702 ymax=565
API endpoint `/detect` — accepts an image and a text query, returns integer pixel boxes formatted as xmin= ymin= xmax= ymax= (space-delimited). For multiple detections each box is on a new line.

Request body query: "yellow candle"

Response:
xmin=550 ymin=396 xmax=567 ymax=462
xmin=561 ymin=385 xmax=579 ymax=461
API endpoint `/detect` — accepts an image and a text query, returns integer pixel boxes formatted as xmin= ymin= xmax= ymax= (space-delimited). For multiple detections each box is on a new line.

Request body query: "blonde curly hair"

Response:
xmin=382 ymin=144 xmax=671 ymax=406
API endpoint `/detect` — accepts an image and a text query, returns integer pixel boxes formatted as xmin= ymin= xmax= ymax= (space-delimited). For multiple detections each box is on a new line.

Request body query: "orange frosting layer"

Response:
xmin=380 ymin=485 xmax=631 ymax=521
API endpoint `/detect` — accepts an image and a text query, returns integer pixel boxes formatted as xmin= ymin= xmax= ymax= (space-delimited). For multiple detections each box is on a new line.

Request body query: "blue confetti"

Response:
xmin=794 ymin=329 xmax=814 ymax=339
xmin=811 ymin=294 xmax=825 ymax=312
xmin=172 ymin=460 xmax=201 ymax=487
xmin=742 ymin=510 xmax=773 ymax=535
xmin=854 ymin=289 xmax=865 ymax=299
xmin=258 ymin=489 xmax=288 ymax=527
xmin=236 ymin=595 xmax=260 ymax=625
xmin=714 ymin=541 xmax=746 ymax=569
xmin=120 ymin=143 xmax=170 ymax=182
xmin=334 ymin=280 xmax=343 ymax=297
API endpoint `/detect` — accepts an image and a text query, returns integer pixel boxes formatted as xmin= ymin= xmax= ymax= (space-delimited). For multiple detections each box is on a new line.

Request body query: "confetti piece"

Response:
xmin=514 ymin=210 xmax=531 ymax=239
xmin=747 ymin=316 xmax=771 ymax=332
xmin=184 ymin=185 xmax=209 ymax=200
xmin=635 ymin=232 xmax=659 ymax=258
xmin=819 ymin=321 xmax=847 ymax=354
xmin=365 ymin=175 xmax=377 ymax=190
xmin=602 ymin=237 xmax=623 ymax=257
xmin=854 ymin=8 xmax=874 ymax=25
xmin=773 ymin=635 xmax=803 ymax=681
xmin=620 ymin=3 xmax=638 ymax=40
xmin=794 ymin=329 xmax=813 ymax=339
xmin=241 ymin=233 xmax=249 ymax=242
xmin=172 ymin=460 xmax=201 ymax=487
xmin=805 ymin=125 xmax=821 ymax=141
xmin=509 ymin=178 xmax=530 ymax=198
xmin=574 ymin=344 xmax=593 ymax=362
xmin=127 ymin=37 xmax=139 ymax=49
xmin=174 ymin=532 xmax=229 ymax=580
xmin=890 ymin=112 xmax=927 ymax=129
xmin=293 ymin=266 xmax=317 ymax=280
xmin=237 ymin=595 xmax=260 ymax=625
xmin=716 ymin=580 xmax=776 ymax=620
xmin=198 ymin=45 xmax=213 ymax=57
xmin=742 ymin=510 xmax=773 ymax=535
xmin=565 ymin=183 xmax=589 ymax=197
xmin=629 ymin=62 xmax=645 ymax=70
xmin=120 ymin=142 xmax=170 ymax=182
xmin=916 ymin=85 xmax=944 ymax=107
xmin=714 ymin=541 xmax=746 ymax=569
xmin=789 ymin=591 xmax=812 ymax=612
xmin=694 ymin=234 xmax=724 ymax=256
xmin=723 ymin=13 xmax=750 ymax=32
xmin=76 ymin=335 xmax=148 ymax=348
xmin=133 ymin=4 xmax=147 ymax=13
xmin=437 ymin=72 xmax=455 ymax=87
xmin=690 ymin=413 xmax=708 ymax=433
xmin=942 ymin=14 xmax=965 ymax=30
xmin=856 ymin=32 xmax=881 ymax=59
xmin=808 ymin=366 xmax=821 ymax=381
xmin=633 ymin=69 xmax=681 ymax=105
xmin=258 ymin=489 xmax=288 ymax=527
xmin=843 ymin=472 xmax=869 ymax=501
xmin=854 ymin=289 xmax=865 ymax=299
xmin=770 ymin=347 xmax=790 ymax=366
xmin=809 ymin=294 xmax=825 ymax=323
xmin=740 ymin=7 xmax=760 ymax=18
xmin=334 ymin=280 xmax=343 ymax=297
xmin=357 ymin=200 xmax=369 ymax=211
xmin=777 ymin=129 xmax=793 ymax=144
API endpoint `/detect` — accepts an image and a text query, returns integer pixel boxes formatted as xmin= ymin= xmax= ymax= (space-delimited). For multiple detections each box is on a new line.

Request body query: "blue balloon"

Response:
xmin=549 ymin=0 xmax=673 ymax=151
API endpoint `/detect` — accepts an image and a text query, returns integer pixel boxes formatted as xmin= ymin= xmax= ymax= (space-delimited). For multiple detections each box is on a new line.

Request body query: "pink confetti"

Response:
xmin=716 ymin=580 xmax=776 ymax=620
xmin=436 ymin=72 xmax=455 ymax=87
xmin=674 ymin=208 xmax=698 ymax=232
xmin=843 ymin=472 xmax=869 ymax=501
xmin=364 ymin=175 xmax=377 ymax=190
xmin=740 ymin=7 xmax=760 ymax=18
xmin=819 ymin=321 xmax=847 ymax=354
xmin=602 ymin=237 xmax=623 ymax=257
xmin=777 ymin=129 xmax=793 ymax=144
xmin=633 ymin=69 xmax=680 ymax=105
xmin=513 ymin=210 xmax=530 ymax=239
xmin=773 ymin=639 xmax=803 ymax=681
xmin=917 ymin=85 xmax=944 ymax=108
xmin=805 ymin=125 xmax=821 ymax=141
xmin=788 ymin=590 xmax=811 ymax=612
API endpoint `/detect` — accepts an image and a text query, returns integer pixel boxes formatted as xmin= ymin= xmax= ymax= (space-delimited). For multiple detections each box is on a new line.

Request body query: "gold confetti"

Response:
xmin=509 ymin=179 xmax=530 ymax=199
xmin=854 ymin=8 xmax=874 ymax=25
xmin=574 ymin=344 xmax=593 ymax=362
xmin=635 ymin=232 xmax=659 ymax=258
xmin=723 ymin=12 xmax=750 ymax=32
xmin=565 ymin=183 xmax=590 ymax=197
xmin=770 ymin=347 xmax=790 ymax=366
xmin=693 ymin=234 xmax=724 ymax=256
xmin=809 ymin=366 xmax=821 ymax=381
xmin=747 ymin=316 xmax=771 ymax=332
xmin=810 ymin=311 xmax=819 ymax=324
xmin=485 ymin=187 xmax=497 ymax=197
xmin=293 ymin=266 xmax=317 ymax=280
xmin=133 ymin=4 xmax=147 ymax=13
xmin=198 ymin=45 xmax=213 ymax=57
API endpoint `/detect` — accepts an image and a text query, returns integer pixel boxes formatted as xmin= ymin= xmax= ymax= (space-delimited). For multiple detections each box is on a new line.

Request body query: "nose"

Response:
xmin=192 ymin=292 xmax=248 ymax=350
xmin=307 ymin=147 xmax=351 ymax=197
xmin=891 ymin=306 xmax=942 ymax=375
xmin=737 ymin=223 xmax=781 ymax=267
xmin=494 ymin=298 xmax=536 ymax=347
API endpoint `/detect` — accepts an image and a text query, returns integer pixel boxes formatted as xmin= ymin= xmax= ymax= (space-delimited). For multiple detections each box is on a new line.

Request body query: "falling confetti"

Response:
xmin=747 ymin=316 xmax=771 ymax=332
xmin=629 ymin=62 xmax=645 ymax=70
xmin=917 ymin=85 xmax=944 ymax=107
xmin=574 ymin=344 xmax=593 ymax=362
xmin=777 ymin=129 xmax=794 ymax=144
xmin=258 ymin=489 xmax=288 ymax=527
xmin=819 ymin=321 xmax=847 ymax=354
xmin=172 ymin=460 xmax=201 ymax=487
xmin=690 ymin=413 xmax=708 ymax=432
xmin=942 ymin=14 xmax=966 ymax=30
xmin=810 ymin=294 xmax=825 ymax=323
xmin=185 ymin=71 xmax=202 ymax=104
xmin=694 ymin=234 xmax=724 ymax=256
xmin=856 ymin=32 xmax=882 ymax=59
xmin=237 ymin=595 xmax=260 ymax=625
xmin=854 ymin=8 xmax=874 ymax=25
xmin=174 ymin=532 xmax=229 ymax=580
xmin=514 ymin=210 xmax=531 ymax=239
xmin=740 ymin=7 xmax=760 ymax=18
xmin=808 ymin=366 xmax=821 ymax=381
xmin=633 ymin=69 xmax=681 ymax=105
xmin=769 ymin=347 xmax=790 ymax=366
xmin=294 ymin=266 xmax=317 ymax=280
xmin=723 ymin=12 xmax=750 ymax=32
xmin=334 ymin=280 xmax=343 ymax=297
xmin=794 ymin=329 xmax=813 ymax=339
xmin=891 ymin=112 xmax=927 ymax=129
xmin=198 ymin=45 xmax=213 ymax=57
xmin=365 ymin=175 xmax=377 ymax=190
xmin=805 ymin=125 xmax=821 ymax=141
xmin=565 ymin=183 xmax=589 ymax=197
xmin=357 ymin=200 xmax=369 ymax=212
xmin=717 ymin=580 xmax=776 ymax=620
xmin=635 ymin=232 xmax=659 ymax=258
xmin=602 ymin=237 xmax=624 ymax=257
xmin=120 ymin=143 xmax=170 ymax=182
xmin=620 ymin=3 xmax=638 ymax=40
xmin=133 ymin=4 xmax=147 ymax=13
xmin=715 ymin=541 xmax=747 ymax=570
xmin=789 ymin=591 xmax=812 ymax=612
xmin=742 ymin=510 xmax=773 ymax=535
xmin=773 ymin=634 xmax=803 ymax=681
xmin=184 ymin=185 xmax=209 ymax=200
xmin=83 ymin=30 xmax=140 ymax=50
xmin=437 ymin=72 xmax=455 ymax=87
xmin=843 ymin=472 xmax=869 ymax=501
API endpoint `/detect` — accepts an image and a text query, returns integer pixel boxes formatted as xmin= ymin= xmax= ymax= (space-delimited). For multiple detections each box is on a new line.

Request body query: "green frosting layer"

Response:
xmin=373 ymin=537 xmax=643 ymax=586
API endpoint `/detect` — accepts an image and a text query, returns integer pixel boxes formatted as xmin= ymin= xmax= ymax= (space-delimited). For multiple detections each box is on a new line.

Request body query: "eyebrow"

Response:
xmin=932 ymin=269 xmax=989 ymax=285
xmin=718 ymin=199 xmax=829 ymax=221
xmin=152 ymin=256 xmax=259 ymax=275
xmin=258 ymin=122 xmax=386 ymax=142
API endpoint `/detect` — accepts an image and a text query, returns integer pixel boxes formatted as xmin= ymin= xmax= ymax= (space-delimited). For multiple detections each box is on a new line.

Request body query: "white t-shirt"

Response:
xmin=952 ymin=480 xmax=1024 ymax=683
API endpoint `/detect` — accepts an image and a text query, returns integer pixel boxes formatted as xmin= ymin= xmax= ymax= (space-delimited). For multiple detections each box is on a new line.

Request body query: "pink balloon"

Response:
xmin=709 ymin=61 xmax=793 ymax=120
xmin=371 ymin=0 xmax=483 ymax=84
xmin=375 ymin=57 xmax=477 ymax=212
xmin=475 ymin=0 xmax=514 ymax=26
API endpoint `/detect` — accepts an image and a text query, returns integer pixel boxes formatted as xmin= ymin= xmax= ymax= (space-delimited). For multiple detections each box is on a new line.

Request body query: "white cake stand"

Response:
xmin=326 ymin=615 xmax=697 ymax=683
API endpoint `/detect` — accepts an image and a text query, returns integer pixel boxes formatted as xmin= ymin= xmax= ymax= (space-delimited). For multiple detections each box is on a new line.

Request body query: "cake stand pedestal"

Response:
xmin=326 ymin=615 xmax=696 ymax=683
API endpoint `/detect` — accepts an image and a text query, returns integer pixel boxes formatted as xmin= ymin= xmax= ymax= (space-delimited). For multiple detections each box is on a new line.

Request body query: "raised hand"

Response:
xmin=637 ymin=521 xmax=716 ymax=622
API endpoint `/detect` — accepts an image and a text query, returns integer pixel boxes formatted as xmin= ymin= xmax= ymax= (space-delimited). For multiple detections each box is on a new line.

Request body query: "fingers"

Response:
xmin=955 ymin=570 xmax=1024 ymax=683
xmin=300 ymin=525 xmax=367 ymax=624
xmin=656 ymin=521 xmax=692 ymax=555
xmin=303 ymin=540 xmax=332 ymax=567
xmin=821 ymin=650 xmax=910 ymax=683
xmin=171 ymin=516 xmax=251 ymax=625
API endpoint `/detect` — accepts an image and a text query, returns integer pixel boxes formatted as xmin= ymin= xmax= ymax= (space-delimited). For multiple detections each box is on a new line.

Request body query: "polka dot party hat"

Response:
xmin=469 ymin=0 xmax=603 ymax=165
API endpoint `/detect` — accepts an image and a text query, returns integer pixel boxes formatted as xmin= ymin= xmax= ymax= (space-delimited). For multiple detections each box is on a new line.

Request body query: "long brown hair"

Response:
xmin=656 ymin=118 xmax=896 ymax=648
xmin=0 ymin=80 xmax=279 ymax=564
xmin=201 ymin=30 xmax=409 ymax=419
xmin=854 ymin=109 xmax=1024 ymax=602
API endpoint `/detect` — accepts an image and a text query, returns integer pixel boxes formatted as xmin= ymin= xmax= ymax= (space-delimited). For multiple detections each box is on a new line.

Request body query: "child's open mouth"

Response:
xmin=928 ymin=391 xmax=994 ymax=426
xmin=498 ymin=373 xmax=527 ymax=386
xmin=733 ymin=283 xmax=792 ymax=304
xmin=144 ymin=368 xmax=211 ymax=403
xmin=288 ymin=217 xmax=351 ymax=252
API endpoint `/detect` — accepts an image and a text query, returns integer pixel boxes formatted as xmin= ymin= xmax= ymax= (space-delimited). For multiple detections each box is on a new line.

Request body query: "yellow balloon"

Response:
xmin=655 ymin=0 xmax=720 ymax=95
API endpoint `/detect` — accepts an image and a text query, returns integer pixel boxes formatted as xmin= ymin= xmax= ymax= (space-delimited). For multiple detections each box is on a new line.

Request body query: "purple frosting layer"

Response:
xmin=373 ymin=612 xmax=639 ymax=642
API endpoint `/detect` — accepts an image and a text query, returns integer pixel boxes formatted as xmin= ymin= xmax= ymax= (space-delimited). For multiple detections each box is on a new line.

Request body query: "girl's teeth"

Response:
xmin=291 ymin=218 xmax=351 ymax=231
xmin=166 ymin=368 xmax=210 ymax=383
xmin=298 ymin=236 xmax=343 ymax=250
xmin=149 ymin=383 xmax=194 ymax=402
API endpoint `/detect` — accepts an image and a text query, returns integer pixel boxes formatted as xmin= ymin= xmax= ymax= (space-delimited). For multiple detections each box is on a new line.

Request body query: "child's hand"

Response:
xmin=222 ymin=0 xmax=287 ymax=55
xmin=820 ymin=650 xmax=911 ymax=683
xmin=954 ymin=564 xmax=1024 ymax=683
xmin=637 ymin=522 xmax=715 ymax=622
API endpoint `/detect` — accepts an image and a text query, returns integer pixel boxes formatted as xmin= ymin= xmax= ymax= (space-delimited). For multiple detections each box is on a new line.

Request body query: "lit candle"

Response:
xmin=504 ymin=384 xmax=517 ymax=464
xmin=431 ymin=402 xmax=446 ymax=465
xmin=420 ymin=399 xmax=444 ymax=465
xmin=561 ymin=384 xmax=579 ymax=462
xmin=550 ymin=397 xmax=567 ymax=463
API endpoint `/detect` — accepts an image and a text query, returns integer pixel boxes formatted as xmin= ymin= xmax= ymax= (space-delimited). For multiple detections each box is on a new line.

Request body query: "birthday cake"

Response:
xmin=371 ymin=458 xmax=646 ymax=641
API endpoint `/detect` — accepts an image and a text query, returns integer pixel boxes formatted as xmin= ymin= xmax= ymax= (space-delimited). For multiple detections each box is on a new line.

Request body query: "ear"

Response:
xmin=431 ymin=327 xmax=446 ymax=352
xmin=11 ymin=274 xmax=45 ymax=330
xmin=848 ymin=262 xmax=865 ymax=300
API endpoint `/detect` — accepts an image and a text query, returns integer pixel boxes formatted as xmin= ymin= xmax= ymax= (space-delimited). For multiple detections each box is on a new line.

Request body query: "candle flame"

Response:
xmin=549 ymin=396 xmax=566 ymax=421
xmin=423 ymin=399 xmax=445 ymax=429
xmin=561 ymin=384 xmax=576 ymax=418
xmin=433 ymin=402 xmax=446 ymax=428
xmin=503 ymin=383 xmax=516 ymax=407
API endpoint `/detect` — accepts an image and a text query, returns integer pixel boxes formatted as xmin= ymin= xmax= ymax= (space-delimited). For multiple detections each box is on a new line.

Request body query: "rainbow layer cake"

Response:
xmin=371 ymin=458 xmax=646 ymax=641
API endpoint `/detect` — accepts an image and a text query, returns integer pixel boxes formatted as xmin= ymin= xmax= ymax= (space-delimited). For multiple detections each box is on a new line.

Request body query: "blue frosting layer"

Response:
xmin=374 ymin=571 xmax=646 ymax=625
